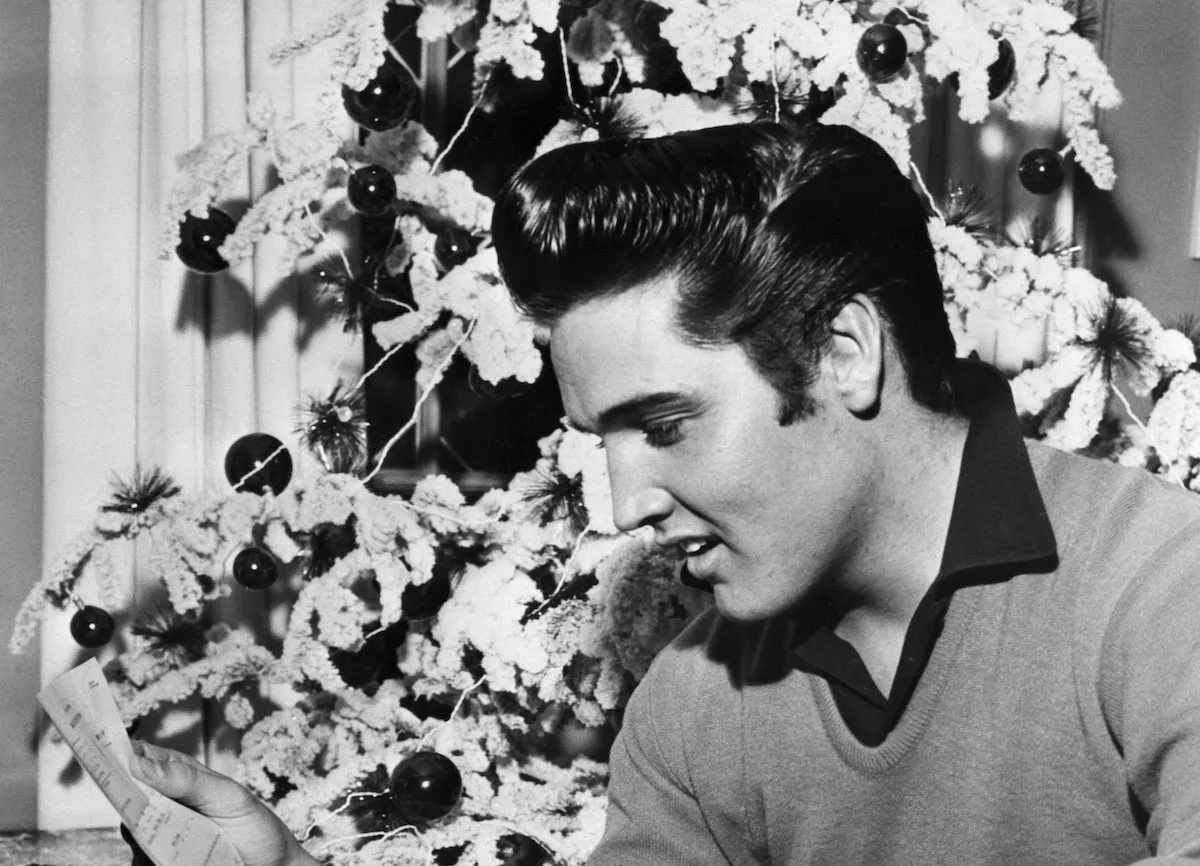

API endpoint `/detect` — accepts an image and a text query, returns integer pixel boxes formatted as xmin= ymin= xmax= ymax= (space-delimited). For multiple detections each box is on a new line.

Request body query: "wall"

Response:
xmin=0 ymin=0 xmax=48 ymax=830
xmin=1084 ymin=0 xmax=1200 ymax=324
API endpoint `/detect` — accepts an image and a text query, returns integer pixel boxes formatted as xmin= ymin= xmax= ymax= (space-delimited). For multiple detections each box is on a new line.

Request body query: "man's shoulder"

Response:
xmin=647 ymin=606 xmax=732 ymax=685
xmin=1026 ymin=440 xmax=1200 ymax=636
xmin=1028 ymin=440 xmax=1200 ymax=550
xmin=643 ymin=607 xmax=793 ymax=697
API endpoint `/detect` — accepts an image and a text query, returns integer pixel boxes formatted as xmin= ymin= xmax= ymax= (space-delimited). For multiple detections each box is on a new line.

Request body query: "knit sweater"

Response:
xmin=589 ymin=442 xmax=1200 ymax=865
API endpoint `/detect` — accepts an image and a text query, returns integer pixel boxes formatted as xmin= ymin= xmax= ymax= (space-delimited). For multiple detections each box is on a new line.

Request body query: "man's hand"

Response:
xmin=129 ymin=740 xmax=320 ymax=866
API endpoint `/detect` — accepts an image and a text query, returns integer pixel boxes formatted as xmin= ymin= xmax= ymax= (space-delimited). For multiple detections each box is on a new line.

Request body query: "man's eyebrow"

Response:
xmin=569 ymin=391 xmax=688 ymax=436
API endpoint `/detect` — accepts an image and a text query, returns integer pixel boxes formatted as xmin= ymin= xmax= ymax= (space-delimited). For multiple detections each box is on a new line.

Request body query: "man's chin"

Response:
xmin=711 ymin=585 xmax=777 ymax=625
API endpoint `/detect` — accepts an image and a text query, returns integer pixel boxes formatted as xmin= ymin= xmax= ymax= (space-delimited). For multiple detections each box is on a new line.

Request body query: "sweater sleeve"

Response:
xmin=1098 ymin=518 xmax=1200 ymax=862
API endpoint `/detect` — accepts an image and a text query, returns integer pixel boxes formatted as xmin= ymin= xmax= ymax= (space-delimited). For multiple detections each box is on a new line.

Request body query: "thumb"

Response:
xmin=129 ymin=741 xmax=257 ymax=820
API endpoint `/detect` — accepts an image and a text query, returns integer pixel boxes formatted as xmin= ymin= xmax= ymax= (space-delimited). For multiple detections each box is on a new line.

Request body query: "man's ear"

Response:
xmin=824 ymin=294 xmax=885 ymax=416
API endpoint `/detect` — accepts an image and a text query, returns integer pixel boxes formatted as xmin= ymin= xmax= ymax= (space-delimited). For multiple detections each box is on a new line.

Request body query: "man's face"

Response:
xmin=550 ymin=278 xmax=869 ymax=623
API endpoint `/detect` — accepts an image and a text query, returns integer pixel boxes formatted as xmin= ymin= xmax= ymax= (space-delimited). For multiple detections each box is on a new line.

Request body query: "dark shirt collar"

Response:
xmin=935 ymin=359 xmax=1058 ymax=583
xmin=791 ymin=360 xmax=1058 ymax=711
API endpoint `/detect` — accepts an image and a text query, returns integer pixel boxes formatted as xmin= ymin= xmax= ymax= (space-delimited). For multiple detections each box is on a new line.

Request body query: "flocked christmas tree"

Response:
xmin=13 ymin=1 xmax=1200 ymax=863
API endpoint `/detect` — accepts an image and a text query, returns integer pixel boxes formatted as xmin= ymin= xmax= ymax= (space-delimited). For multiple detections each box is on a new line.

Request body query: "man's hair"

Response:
xmin=491 ymin=121 xmax=956 ymax=421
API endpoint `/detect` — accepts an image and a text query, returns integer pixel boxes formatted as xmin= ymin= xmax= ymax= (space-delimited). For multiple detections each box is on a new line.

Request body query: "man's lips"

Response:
xmin=657 ymin=536 xmax=722 ymax=589
xmin=680 ymin=562 xmax=714 ymax=593
xmin=680 ymin=538 xmax=719 ymax=558
xmin=678 ymin=539 xmax=721 ymax=584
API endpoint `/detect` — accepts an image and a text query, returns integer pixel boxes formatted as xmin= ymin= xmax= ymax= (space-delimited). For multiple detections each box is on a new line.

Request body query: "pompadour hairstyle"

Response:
xmin=491 ymin=121 xmax=957 ymax=421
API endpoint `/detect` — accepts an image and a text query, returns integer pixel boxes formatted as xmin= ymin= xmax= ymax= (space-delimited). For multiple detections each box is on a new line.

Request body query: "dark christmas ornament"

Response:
xmin=176 ymin=208 xmax=237 ymax=274
xmin=102 ymin=465 xmax=181 ymax=514
xmin=986 ymin=38 xmax=1016 ymax=99
xmin=1018 ymin=148 xmax=1066 ymax=195
xmin=434 ymin=226 xmax=478 ymax=271
xmin=71 ymin=605 xmax=115 ymax=648
xmin=856 ymin=24 xmax=908 ymax=83
xmin=298 ymin=382 xmax=368 ymax=474
xmin=497 ymin=832 xmax=554 ymax=866
xmin=342 ymin=61 xmax=419 ymax=132
xmin=224 ymin=433 xmax=293 ymax=495
xmin=389 ymin=750 xmax=463 ymax=826
xmin=348 ymin=165 xmax=397 ymax=217
xmin=233 ymin=547 xmax=279 ymax=590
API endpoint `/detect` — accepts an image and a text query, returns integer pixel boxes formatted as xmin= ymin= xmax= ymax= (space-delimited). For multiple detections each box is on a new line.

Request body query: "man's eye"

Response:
xmin=643 ymin=419 xmax=683 ymax=448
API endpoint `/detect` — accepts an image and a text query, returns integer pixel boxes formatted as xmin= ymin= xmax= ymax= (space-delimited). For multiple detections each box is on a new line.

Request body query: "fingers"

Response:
xmin=129 ymin=740 xmax=259 ymax=820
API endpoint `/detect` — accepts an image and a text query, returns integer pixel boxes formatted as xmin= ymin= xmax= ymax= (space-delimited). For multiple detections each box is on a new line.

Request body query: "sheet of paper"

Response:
xmin=38 ymin=658 xmax=245 ymax=866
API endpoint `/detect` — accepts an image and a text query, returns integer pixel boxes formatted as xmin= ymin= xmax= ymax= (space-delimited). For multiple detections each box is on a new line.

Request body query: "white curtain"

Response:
xmin=40 ymin=0 xmax=358 ymax=829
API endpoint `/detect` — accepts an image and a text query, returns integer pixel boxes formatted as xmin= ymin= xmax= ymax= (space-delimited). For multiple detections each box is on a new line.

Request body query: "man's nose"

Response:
xmin=608 ymin=453 xmax=673 ymax=533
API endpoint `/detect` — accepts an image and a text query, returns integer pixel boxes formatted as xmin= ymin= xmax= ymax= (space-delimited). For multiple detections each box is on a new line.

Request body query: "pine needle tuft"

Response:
xmin=520 ymin=468 xmax=589 ymax=535
xmin=1006 ymin=216 xmax=1076 ymax=262
xmin=1063 ymin=0 xmax=1101 ymax=41
xmin=733 ymin=78 xmax=835 ymax=123
xmin=942 ymin=184 xmax=993 ymax=237
xmin=130 ymin=605 xmax=208 ymax=664
xmin=102 ymin=465 xmax=181 ymax=514
xmin=297 ymin=383 xmax=368 ymax=474
xmin=311 ymin=258 xmax=382 ymax=332
xmin=1077 ymin=297 xmax=1153 ymax=385
xmin=574 ymin=96 xmax=647 ymax=140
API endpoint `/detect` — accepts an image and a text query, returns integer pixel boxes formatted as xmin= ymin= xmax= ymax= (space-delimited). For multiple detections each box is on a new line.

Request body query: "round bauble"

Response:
xmin=176 ymin=208 xmax=236 ymax=274
xmin=389 ymin=750 xmax=463 ymax=826
xmin=987 ymin=38 xmax=1016 ymax=99
xmin=1018 ymin=148 xmax=1066 ymax=195
xmin=71 ymin=605 xmax=115 ymax=648
xmin=232 ymin=547 xmax=278 ymax=590
xmin=497 ymin=833 xmax=554 ymax=866
xmin=342 ymin=62 xmax=419 ymax=132
xmin=434 ymin=226 xmax=477 ymax=271
xmin=347 ymin=165 xmax=397 ymax=217
xmin=856 ymin=24 xmax=907 ymax=83
xmin=224 ymin=433 xmax=293 ymax=495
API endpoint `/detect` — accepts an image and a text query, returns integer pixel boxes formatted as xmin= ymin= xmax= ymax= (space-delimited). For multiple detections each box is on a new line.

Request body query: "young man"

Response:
xmin=135 ymin=122 xmax=1200 ymax=863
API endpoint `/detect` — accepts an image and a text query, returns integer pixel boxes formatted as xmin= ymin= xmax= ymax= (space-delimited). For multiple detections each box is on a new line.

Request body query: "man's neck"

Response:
xmin=829 ymin=407 xmax=969 ymax=695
